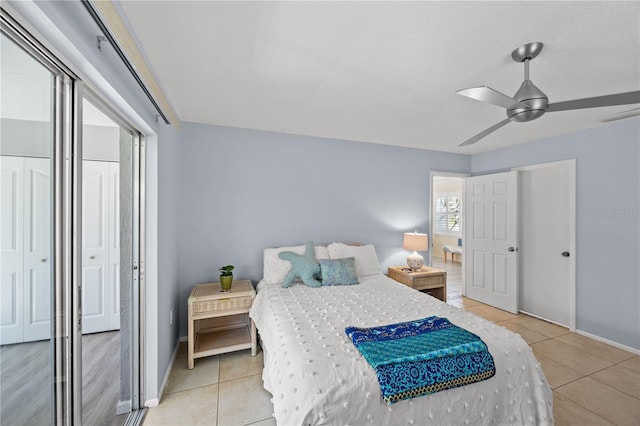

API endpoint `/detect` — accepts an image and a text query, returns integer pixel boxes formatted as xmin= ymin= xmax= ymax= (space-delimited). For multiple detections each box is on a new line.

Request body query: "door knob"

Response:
xmin=508 ymin=247 xmax=518 ymax=252
xmin=40 ymin=258 xmax=47 ymax=263
xmin=561 ymin=251 xmax=570 ymax=257
xmin=90 ymin=255 xmax=96 ymax=260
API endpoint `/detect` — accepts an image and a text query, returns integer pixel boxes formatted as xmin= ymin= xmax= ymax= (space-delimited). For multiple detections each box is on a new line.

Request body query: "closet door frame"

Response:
xmin=3 ymin=9 xmax=146 ymax=424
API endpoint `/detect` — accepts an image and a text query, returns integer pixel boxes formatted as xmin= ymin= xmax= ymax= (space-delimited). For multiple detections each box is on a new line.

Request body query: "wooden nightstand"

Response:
xmin=187 ymin=280 xmax=257 ymax=369
xmin=387 ymin=266 xmax=447 ymax=302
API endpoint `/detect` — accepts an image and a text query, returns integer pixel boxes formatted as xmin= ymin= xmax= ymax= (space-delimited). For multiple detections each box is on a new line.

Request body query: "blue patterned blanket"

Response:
xmin=345 ymin=316 xmax=495 ymax=404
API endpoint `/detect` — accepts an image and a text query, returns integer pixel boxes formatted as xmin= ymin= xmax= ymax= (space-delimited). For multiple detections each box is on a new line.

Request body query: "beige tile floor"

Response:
xmin=144 ymin=258 xmax=640 ymax=425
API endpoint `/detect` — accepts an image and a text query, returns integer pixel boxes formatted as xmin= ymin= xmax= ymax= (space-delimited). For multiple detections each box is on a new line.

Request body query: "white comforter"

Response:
xmin=250 ymin=274 xmax=553 ymax=425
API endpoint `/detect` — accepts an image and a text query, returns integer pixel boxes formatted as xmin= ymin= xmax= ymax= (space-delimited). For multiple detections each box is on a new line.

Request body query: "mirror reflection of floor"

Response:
xmin=0 ymin=330 xmax=125 ymax=426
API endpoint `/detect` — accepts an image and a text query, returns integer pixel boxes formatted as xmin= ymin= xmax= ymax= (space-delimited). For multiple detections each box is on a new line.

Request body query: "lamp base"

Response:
xmin=406 ymin=251 xmax=425 ymax=271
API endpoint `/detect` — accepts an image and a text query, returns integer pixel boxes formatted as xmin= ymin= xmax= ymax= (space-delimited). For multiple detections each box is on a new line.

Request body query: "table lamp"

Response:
xmin=403 ymin=232 xmax=428 ymax=271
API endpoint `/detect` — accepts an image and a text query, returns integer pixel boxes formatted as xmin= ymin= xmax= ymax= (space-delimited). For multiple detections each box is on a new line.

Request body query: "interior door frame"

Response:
xmin=429 ymin=171 xmax=470 ymax=281
xmin=512 ymin=159 xmax=576 ymax=331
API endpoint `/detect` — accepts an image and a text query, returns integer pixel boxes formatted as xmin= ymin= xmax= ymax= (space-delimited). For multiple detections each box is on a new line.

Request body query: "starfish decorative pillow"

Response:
xmin=278 ymin=241 xmax=322 ymax=288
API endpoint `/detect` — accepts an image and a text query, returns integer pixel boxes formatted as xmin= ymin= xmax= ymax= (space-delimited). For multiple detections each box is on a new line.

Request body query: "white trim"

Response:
xmin=147 ymin=338 xmax=181 ymax=408
xmin=575 ymin=329 xmax=640 ymax=356
xmin=144 ymin=137 xmax=159 ymax=404
xmin=512 ymin=159 xmax=577 ymax=332
xmin=145 ymin=398 xmax=159 ymax=408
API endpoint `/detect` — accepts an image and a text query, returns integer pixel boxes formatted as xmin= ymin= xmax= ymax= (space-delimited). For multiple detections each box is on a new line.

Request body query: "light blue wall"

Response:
xmin=156 ymin=123 xmax=181 ymax=384
xmin=472 ymin=119 xmax=640 ymax=350
xmin=178 ymin=122 xmax=471 ymax=336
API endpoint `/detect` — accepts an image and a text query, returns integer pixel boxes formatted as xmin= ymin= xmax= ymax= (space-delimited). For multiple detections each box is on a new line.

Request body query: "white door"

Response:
xmin=1 ymin=156 xmax=25 ymax=344
xmin=518 ymin=160 xmax=575 ymax=328
xmin=1 ymin=157 xmax=51 ymax=344
xmin=465 ymin=171 xmax=519 ymax=313
xmin=23 ymin=158 xmax=52 ymax=341
xmin=108 ymin=163 xmax=120 ymax=330
xmin=82 ymin=161 xmax=111 ymax=333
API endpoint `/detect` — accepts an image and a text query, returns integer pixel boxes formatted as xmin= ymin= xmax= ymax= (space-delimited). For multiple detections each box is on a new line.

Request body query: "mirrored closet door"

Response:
xmin=0 ymin=27 xmax=56 ymax=426
xmin=1 ymin=10 xmax=145 ymax=425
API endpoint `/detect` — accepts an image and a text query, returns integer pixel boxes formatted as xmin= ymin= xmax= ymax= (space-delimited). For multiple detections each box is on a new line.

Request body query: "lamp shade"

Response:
xmin=403 ymin=232 xmax=428 ymax=252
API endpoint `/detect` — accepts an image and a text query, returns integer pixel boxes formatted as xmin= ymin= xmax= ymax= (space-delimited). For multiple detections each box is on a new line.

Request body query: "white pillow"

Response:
xmin=327 ymin=243 xmax=381 ymax=277
xmin=263 ymin=245 xmax=330 ymax=284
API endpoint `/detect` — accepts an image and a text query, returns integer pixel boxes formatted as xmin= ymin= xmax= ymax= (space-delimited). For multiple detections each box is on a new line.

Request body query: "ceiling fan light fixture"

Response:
xmin=456 ymin=41 xmax=640 ymax=147
xmin=508 ymin=80 xmax=549 ymax=122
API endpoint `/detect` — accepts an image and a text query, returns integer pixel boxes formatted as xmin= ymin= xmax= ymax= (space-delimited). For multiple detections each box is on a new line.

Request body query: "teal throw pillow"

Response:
xmin=278 ymin=241 xmax=322 ymax=288
xmin=319 ymin=257 xmax=359 ymax=286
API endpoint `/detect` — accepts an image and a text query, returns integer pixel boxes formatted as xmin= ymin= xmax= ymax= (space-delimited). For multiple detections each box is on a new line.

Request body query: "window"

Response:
xmin=435 ymin=194 xmax=461 ymax=235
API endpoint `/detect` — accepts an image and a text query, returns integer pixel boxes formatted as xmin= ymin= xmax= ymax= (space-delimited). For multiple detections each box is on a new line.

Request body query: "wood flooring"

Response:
xmin=0 ymin=331 xmax=126 ymax=426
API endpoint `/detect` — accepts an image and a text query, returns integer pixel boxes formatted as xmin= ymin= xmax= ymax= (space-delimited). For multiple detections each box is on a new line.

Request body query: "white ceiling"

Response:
xmin=118 ymin=1 xmax=640 ymax=154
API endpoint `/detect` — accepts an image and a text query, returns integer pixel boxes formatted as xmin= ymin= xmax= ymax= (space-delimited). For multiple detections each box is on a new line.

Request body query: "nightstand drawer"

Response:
xmin=387 ymin=266 xmax=447 ymax=302
xmin=193 ymin=296 xmax=252 ymax=314
xmin=413 ymin=275 xmax=446 ymax=289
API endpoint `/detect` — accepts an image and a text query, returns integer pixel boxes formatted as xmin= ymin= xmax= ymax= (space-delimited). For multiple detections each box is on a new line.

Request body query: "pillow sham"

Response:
xmin=327 ymin=243 xmax=381 ymax=277
xmin=263 ymin=245 xmax=329 ymax=284
xmin=319 ymin=258 xmax=359 ymax=286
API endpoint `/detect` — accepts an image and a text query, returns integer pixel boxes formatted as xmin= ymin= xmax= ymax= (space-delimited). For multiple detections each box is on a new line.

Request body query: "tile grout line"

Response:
xmin=551 ymin=389 xmax=617 ymax=423
xmin=164 ymin=382 xmax=219 ymax=396
xmin=585 ymin=374 xmax=640 ymax=401
xmin=546 ymin=337 xmax=625 ymax=366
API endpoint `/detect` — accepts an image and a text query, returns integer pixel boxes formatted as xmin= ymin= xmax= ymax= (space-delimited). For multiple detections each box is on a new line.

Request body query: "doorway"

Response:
xmin=462 ymin=164 xmax=576 ymax=328
xmin=430 ymin=172 xmax=468 ymax=302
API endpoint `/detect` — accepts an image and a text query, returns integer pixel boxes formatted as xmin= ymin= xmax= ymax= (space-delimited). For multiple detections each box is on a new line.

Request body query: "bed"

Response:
xmin=249 ymin=243 xmax=553 ymax=425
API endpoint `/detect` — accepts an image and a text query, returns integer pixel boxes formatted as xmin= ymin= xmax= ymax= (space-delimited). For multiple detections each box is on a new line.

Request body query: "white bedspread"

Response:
xmin=250 ymin=274 xmax=553 ymax=425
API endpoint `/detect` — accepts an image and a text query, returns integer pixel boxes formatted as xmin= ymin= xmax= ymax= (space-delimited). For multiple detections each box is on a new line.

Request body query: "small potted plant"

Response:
xmin=219 ymin=265 xmax=234 ymax=292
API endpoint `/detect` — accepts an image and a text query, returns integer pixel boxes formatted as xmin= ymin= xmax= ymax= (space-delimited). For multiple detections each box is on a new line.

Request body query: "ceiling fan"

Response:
xmin=456 ymin=42 xmax=640 ymax=146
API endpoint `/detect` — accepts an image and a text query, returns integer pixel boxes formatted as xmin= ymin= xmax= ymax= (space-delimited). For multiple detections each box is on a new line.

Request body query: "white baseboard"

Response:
xmin=145 ymin=339 xmax=181 ymax=408
xmin=575 ymin=329 xmax=640 ymax=356
xmin=116 ymin=399 xmax=131 ymax=415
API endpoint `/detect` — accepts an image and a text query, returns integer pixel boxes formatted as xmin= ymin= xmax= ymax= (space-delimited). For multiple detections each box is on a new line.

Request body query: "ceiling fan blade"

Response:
xmin=457 ymin=86 xmax=530 ymax=110
xmin=459 ymin=118 xmax=512 ymax=147
xmin=547 ymin=91 xmax=640 ymax=112
xmin=599 ymin=107 xmax=640 ymax=123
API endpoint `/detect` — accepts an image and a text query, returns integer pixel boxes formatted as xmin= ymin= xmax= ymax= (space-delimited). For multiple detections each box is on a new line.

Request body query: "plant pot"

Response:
xmin=220 ymin=275 xmax=233 ymax=292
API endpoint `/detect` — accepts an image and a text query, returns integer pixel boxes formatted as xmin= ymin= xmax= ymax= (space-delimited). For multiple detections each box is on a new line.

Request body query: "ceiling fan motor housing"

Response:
xmin=508 ymin=79 xmax=549 ymax=122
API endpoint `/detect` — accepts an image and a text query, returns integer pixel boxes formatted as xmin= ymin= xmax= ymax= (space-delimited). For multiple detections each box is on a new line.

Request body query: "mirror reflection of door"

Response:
xmin=81 ymin=98 xmax=136 ymax=425
xmin=0 ymin=31 xmax=55 ymax=425
xmin=82 ymin=100 xmax=122 ymax=335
